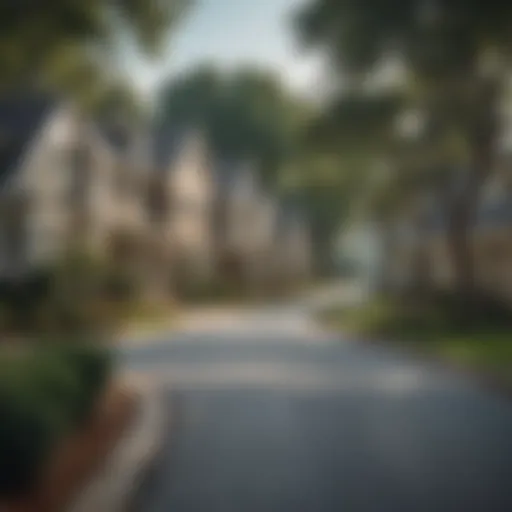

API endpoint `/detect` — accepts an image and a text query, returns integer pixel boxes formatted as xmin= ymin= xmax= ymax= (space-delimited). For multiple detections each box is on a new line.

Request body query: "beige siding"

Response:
xmin=168 ymin=138 xmax=214 ymax=273
xmin=17 ymin=105 xmax=79 ymax=268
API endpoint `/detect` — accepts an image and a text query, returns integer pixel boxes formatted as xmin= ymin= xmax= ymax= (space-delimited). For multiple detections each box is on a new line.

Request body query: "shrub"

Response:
xmin=0 ymin=355 xmax=65 ymax=498
xmin=0 ymin=271 xmax=52 ymax=334
xmin=48 ymin=343 xmax=113 ymax=421
xmin=0 ymin=388 xmax=58 ymax=498
xmin=25 ymin=351 xmax=87 ymax=427
xmin=0 ymin=343 xmax=112 ymax=498
xmin=103 ymin=266 xmax=140 ymax=303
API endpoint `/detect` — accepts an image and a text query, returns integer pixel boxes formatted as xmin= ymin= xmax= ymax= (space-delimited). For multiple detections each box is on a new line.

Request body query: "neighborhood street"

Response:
xmin=122 ymin=304 xmax=512 ymax=512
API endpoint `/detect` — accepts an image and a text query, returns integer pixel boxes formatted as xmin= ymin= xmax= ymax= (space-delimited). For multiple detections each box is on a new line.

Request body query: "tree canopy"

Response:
xmin=295 ymin=0 xmax=512 ymax=292
xmin=157 ymin=64 xmax=310 ymax=185
xmin=0 ymin=0 xmax=191 ymax=115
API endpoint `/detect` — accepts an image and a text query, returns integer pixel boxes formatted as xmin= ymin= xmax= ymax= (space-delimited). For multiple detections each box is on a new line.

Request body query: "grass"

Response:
xmin=116 ymin=300 xmax=178 ymax=342
xmin=322 ymin=296 xmax=512 ymax=384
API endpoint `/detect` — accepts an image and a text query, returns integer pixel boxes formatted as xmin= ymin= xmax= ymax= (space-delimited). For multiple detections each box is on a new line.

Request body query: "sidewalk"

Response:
xmin=68 ymin=381 xmax=166 ymax=512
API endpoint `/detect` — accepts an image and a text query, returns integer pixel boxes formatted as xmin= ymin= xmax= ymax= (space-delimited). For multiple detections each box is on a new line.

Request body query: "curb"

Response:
xmin=68 ymin=383 xmax=166 ymax=512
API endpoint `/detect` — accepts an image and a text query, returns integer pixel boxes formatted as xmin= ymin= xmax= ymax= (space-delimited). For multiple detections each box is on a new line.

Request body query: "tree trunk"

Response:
xmin=446 ymin=76 xmax=499 ymax=304
xmin=447 ymin=186 xmax=478 ymax=298
xmin=411 ymin=236 xmax=431 ymax=297
xmin=375 ymin=220 xmax=397 ymax=295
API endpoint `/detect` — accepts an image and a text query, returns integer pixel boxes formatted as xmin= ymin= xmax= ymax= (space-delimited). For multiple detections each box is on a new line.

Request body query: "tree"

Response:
xmin=280 ymin=151 xmax=363 ymax=275
xmin=158 ymin=64 xmax=362 ymax=274
xmin=0 ymin=0 xmax=190 ymax=102
xmin=158 ymin=64 xmax=310 ymax=185
xmin=296 ymin=0 xmax=512 ymax=297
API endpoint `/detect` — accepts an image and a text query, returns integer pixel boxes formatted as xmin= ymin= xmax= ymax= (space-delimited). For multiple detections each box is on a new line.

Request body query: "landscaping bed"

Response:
xmin=0 ymin=343 xmax=136 ymax=512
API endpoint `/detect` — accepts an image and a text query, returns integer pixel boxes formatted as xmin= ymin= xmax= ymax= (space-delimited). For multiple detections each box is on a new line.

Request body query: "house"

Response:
xmin=210 ymin=159 xmax=297 ymax=291
xmin=275 ymin=206 xmax=312 ymax=285
xmin=0 ymin=94 xmax=124 ymax=280
xmin=151 ymin=127 xmax=215 ymax=291
xmin=0 ymin=93 xmax=313 ymax=298
xmin=96 ymin=122 xmax=154 ymax=293
xmin=212 ymin=161 xmax=265 ymax=282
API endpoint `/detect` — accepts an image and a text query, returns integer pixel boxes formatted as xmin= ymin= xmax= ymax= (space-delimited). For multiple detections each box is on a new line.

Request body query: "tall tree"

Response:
xmin=280 ymin=152 xmax=362 ymax=275
xmin=158 ymin=64 xmax=310 ymax=185
xmin=0 ymin=0 xmax=190 ymax=102
xmin=296 ymin=0 xmax=512 ymax=297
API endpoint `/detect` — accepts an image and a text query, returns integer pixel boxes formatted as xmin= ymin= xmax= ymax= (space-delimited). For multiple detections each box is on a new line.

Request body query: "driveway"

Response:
xmin=122 ymin=306 xmax=512 ymax=512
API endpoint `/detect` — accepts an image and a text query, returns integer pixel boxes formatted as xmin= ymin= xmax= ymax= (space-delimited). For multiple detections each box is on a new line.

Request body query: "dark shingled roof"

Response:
xmin=0 ymin=94 xmax=56 ymax=186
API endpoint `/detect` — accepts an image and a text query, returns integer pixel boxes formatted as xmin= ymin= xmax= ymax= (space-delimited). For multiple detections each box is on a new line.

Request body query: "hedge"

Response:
xmin=0 ymin=343 xmax=112 ymax=499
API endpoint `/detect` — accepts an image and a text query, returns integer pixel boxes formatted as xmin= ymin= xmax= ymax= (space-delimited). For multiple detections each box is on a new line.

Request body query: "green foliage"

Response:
xmin=0 ymin=379 xmax=58 ymax=498
xmin=294 ymin=0 xmax=512 ymax=187
xmin=324 ymin=291 xmax=512 ymax=339
xmin=305 ymin=92 xmax=407 ymax=154
xmin=295 ymin=0 xmax=512 ymax=292
xmin=0 ymin=0 xmax=191 ymax=120
xmin=0 ymin=0 xmax=190 ymax=71
xmin=323 ymin=293 xmax=512 ymax=382
xmin=0 ymin=344 xmax=112 ymax=498
xmin=0 ymin=270 xmax=53 ymax=334
xmin=55 ymin=344 xmax=113 ymax=419
xmin=158 ymin=65 xmax=310 ymax=185
xmin=40 ymin=252 xmax=119 ymax=337
xmin=103 ymin=266 xmax=141 ymax=303
xmin=296 ymin=1 xmax=512 ymax=78
xmin=0 ymin=251 xmax=131 ymax=338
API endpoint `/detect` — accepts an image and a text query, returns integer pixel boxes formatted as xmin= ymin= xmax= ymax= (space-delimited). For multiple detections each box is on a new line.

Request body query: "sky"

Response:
xmin=126 ymin=0 xmax=324 ymax=98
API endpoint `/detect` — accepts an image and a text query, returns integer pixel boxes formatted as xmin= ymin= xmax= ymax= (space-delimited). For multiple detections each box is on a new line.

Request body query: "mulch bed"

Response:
xmin=4 ymin=382 xmax=138 ymax=512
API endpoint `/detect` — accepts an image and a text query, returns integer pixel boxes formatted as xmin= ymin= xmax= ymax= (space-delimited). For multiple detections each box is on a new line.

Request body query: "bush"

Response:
xmin=0 ymin=270 xmax=52 ymax=334
xmin=54 ymin=344 xmax=112 ymax=421
xmin=0 ymin=354 xmax=66 ymax=498
xmin=25 ymin=350 xmax=89 ymax=427
xmin=0 ymin=386 xmax=58 ymax=498
xmin=0 ymin=343 xmax=112 ymax=499
xmin=103 ymin=267 xmax=140 ymax=303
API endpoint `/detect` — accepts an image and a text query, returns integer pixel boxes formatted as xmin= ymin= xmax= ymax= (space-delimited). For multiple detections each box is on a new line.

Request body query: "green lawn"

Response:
xmin=322 ymin=298 xmax=512 ymax=384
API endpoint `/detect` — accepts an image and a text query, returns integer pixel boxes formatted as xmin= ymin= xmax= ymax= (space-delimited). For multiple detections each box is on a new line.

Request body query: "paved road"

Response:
xmin=123 ymin=308 xmax=512 ymax=512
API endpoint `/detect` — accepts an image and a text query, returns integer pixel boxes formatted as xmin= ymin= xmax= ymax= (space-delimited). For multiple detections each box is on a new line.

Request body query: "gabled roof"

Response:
xmin=0 ymin=93 xmax=57 ymax=186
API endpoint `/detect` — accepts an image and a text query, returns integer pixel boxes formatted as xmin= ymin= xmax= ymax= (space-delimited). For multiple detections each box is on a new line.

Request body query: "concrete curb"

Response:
xmin=68 ymin=383 xmax=166 ymax=512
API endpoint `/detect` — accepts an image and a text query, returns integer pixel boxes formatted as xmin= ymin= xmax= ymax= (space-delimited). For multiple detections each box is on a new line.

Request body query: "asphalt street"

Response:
xmin=123 ymin=307 xmax=512 ymax=512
